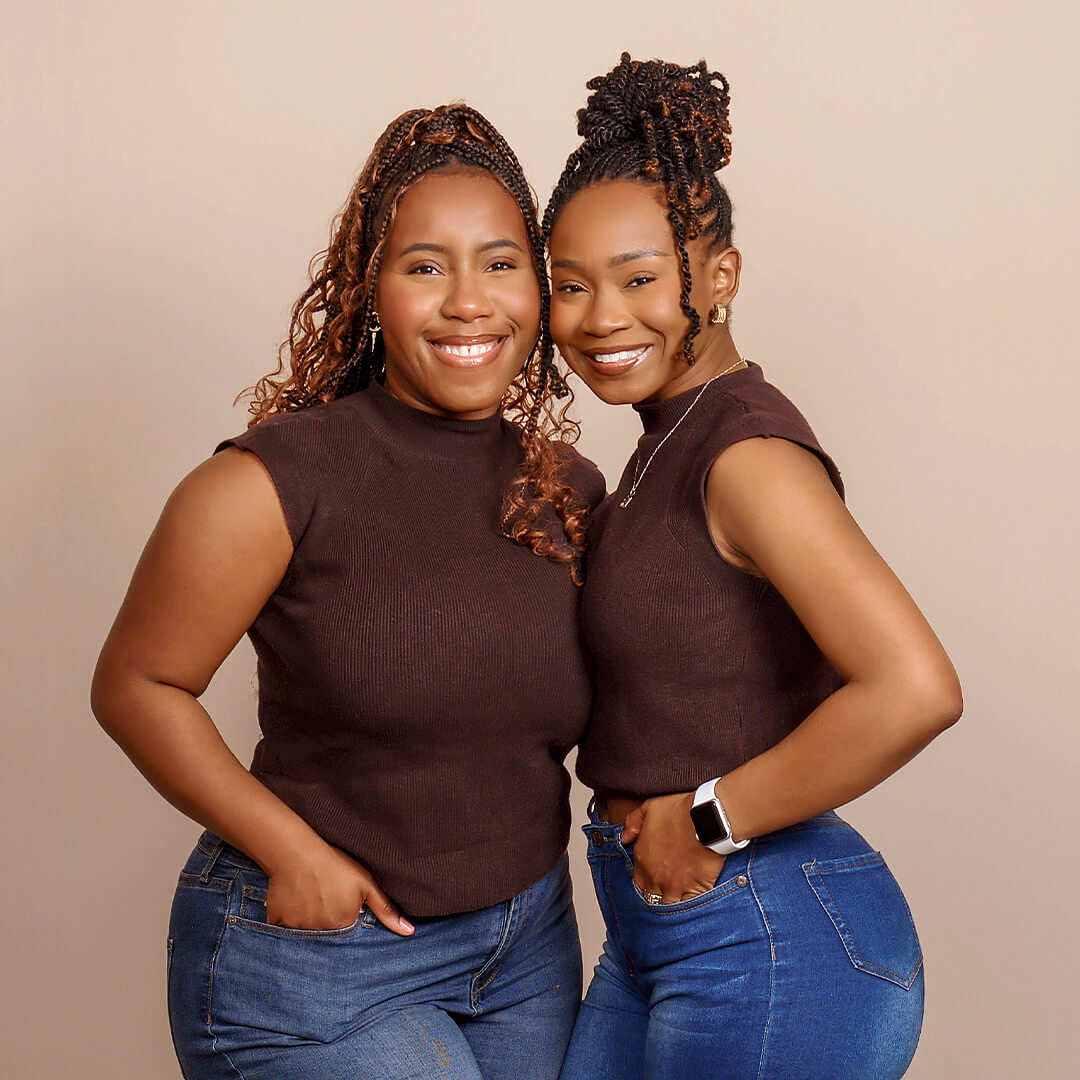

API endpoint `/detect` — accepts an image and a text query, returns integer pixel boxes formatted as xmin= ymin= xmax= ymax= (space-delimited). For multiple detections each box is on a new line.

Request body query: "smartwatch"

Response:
xmin=690 ymin=778 xmax=749 ymax=856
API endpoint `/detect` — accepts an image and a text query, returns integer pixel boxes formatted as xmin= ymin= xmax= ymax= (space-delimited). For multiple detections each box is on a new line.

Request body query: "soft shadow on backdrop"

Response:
xmin=3 ymin=2 xmax=1077 ymax=1077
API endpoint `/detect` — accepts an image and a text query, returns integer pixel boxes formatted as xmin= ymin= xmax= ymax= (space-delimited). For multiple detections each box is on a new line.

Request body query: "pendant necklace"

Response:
xmin=619 ymin=358 xmax=748 ymax=509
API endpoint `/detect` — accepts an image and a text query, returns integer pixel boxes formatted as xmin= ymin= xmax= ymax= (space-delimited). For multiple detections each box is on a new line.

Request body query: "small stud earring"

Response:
xmin=369 ymin=312 xmax=382 ymax=352
xmin=709 ymin=303 xmax=727 ymax=326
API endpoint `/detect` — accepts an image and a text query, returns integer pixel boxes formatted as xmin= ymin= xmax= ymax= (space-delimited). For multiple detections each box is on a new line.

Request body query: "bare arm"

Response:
xmin=91 ymin=447 xmax=413 ymax=933
xmin=624 ymin=437 xmax=962 ymax=899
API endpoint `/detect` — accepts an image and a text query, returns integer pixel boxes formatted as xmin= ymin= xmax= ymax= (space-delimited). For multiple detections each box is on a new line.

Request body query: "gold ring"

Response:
xmin=644 ymin=891 xmax=663 ymax=905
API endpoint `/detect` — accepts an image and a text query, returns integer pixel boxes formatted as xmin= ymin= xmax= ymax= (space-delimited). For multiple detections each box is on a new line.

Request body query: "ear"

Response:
xmin=706 ymin=245 xmax=742 ymax=307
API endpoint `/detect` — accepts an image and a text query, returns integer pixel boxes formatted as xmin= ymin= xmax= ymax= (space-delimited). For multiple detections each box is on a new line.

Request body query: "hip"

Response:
xmin=167 ymin=831 xmax=582 ymax=1055
xmin=584 ymin=807 xmax=923 ymax=992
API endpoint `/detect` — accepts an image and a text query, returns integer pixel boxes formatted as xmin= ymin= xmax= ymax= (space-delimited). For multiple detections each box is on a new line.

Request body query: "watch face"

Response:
xmin=690 ymin=801 xmax=730 ymax=847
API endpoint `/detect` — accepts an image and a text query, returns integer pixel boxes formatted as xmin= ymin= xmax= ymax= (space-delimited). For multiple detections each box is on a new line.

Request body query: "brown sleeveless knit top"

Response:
xmin=217 ymin=381 xmax=605 ymax=915
xmin=576 ymin=363 xmax=845 ymax=797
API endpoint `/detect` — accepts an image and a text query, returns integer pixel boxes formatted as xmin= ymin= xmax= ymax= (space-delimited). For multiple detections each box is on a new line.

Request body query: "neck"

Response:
xmin=646 ymin=329 xmax=744 ymax=403
xmin=382 ymin=370 xmax=503 ymax=421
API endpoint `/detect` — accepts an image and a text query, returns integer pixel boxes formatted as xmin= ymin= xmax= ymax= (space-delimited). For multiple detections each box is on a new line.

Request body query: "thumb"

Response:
xmin=621 ymin=806 xmax=646 ymax=843
xmin=364 ymin=883 xmax=414 ymax=937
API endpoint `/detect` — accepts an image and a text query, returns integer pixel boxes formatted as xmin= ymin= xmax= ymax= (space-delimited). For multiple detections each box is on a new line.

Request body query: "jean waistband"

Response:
xmin=195 ymin=830 xmax=263 ymax=873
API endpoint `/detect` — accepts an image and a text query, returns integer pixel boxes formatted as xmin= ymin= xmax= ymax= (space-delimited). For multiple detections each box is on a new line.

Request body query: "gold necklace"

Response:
xmin=619 ymin=358 xmax=748 ymax=509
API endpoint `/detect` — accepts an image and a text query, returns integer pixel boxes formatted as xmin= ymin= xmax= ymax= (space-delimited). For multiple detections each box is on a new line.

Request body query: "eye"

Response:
xmin=555 ymin=282 xmax=586 ymax=295
xmin=626 ymin=274 xmax=655 ymax=288
xmin=409 ymin=263 xmax=442 ymax=276
xmin=487 ymin=259 xmax=516 ymax=272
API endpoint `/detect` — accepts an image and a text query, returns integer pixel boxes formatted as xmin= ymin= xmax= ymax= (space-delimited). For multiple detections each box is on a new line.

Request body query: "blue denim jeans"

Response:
xmin=560 ymin=807 xmax=924 ymax=1080
xmin=167 ymin=832 xmax=582 ymax=1079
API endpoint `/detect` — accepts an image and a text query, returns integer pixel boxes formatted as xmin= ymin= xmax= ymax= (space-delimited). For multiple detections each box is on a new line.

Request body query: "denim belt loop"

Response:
xmin=199 ymin=836 xmax=227 ymax=882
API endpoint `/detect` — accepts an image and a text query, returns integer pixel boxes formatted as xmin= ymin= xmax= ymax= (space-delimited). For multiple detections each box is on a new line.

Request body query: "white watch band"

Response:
xmin=692 ymin=778 xmax=750 ymax=856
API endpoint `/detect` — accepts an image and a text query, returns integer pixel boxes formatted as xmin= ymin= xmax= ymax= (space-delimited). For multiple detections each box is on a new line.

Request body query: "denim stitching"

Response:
xmin=803 ymin=858 xmax=923 ymax=987
xmin=471 ymin=895 xmax=518 ymax=1011
xmin=746 ymin=842 xmax=776 ymax=1080
xmin=601 ymin=856 xmax=636 ymax=980
xmin=227 ymin=914 xmax=363 ymax=940
xmin=204 ymin=879 xmax=247 ymax=1078
xmin=629 ymin=873 xmax=742 ymax=915
xmin=801 ymin=853 xmax=883 ymax=875
xmin=199 ymin=838 xmax=225 ymax=883
xmin=177 ymin=872 xmax=230 ymax=894
xmin=810 ymin=875 xmax=922 ymax=984
xmin=474 ymin=882 xmax=531 ymax=1000
xmin=197 ymin=833 xmax=261 ymax=871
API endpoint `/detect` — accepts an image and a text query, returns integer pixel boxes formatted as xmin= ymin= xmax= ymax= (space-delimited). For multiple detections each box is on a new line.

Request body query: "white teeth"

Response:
xmin=435 ymin=340 xmax=500 ymax=358
xmin=592 ymin=346 xmax=651 ymax=365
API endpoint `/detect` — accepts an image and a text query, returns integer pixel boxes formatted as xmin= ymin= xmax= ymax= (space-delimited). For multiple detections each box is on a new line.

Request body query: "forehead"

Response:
xmin=388 ymin=169 xmax=528 ymax=248
xmin=550 ymin=181 xmax=674 ymax=260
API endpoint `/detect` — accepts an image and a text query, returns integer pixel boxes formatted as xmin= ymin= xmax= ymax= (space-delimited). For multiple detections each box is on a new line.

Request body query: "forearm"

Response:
xmin=91 ymin=670 xmax=323 ymax=874
xmin=716 ymin=676 xmax=961 ymax=842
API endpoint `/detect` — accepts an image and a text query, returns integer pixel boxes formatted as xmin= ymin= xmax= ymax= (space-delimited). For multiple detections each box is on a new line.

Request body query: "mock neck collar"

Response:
xmin=634 ymin=362 xmax=762 ymax=437
xmin=349 ymin=379 xmax=508 ymax=459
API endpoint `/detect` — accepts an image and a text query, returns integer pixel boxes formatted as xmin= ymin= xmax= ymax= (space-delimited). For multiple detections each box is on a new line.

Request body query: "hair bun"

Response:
xmin=576 ymin=53 xmax=732 ymax=173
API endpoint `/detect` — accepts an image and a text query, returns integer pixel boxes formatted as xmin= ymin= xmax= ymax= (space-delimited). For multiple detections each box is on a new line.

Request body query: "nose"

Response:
xmin=580 ymin=285 xmax=631 ymax=338
xmin=440 ymin=270 xmax=494 ymax=322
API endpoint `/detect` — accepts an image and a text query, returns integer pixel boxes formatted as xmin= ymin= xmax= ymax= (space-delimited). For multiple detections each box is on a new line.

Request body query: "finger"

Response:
xmin=621 ymin=807 xmax=645 ymax=843
xmin=633 ymin=870 xmax=658 ymax=900
xmin=364 ymin=885 xmax=414 ymax=936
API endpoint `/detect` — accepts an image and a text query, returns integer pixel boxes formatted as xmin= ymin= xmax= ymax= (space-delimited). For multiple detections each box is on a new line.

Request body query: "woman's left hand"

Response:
xmin=622 ymin=792 xmax=727 ymax=904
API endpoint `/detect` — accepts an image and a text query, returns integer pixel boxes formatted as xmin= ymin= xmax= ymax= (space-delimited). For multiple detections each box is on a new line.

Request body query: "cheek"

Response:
xmin=635 ymin=284 xmax=689 ymax=341
xmin=497 ymin=274 xmax=541 ymax=340
xmin=548 ymin=296 xmax=578 ymax=347
xmin=376 ymin=280 xmax=438 ymax=341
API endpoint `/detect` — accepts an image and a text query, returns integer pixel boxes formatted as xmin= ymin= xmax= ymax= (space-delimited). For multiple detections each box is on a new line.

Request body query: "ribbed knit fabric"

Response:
xmin=216 ymin=381 xmax=605 ymax=916
xmin=576 ymin=362 xmax=845 ymax=797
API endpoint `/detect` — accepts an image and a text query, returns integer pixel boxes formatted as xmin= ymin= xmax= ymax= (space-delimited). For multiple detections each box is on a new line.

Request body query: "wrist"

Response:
xmin=249 ymin=818 xmax=329 ymax=877
xmin=714 ymin=771 xmax=757 ymax=844
xmin=691 ymin=776 xmax=749 ymax=854
xmin=711 ymin=775 xmax=745 ymax=843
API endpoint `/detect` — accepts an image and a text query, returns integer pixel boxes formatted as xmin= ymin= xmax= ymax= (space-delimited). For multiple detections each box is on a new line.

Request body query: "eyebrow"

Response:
xmin=396 ymin=238 xmax=526 ymax=257
xmin=551 ymin=248 xmax=673 ymax=270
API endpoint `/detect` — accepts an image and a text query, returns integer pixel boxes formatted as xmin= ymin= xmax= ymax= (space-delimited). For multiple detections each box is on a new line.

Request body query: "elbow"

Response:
xmin=89 ymin=656 xmax=118 ymax=735
xmin=906 ymin=666 xmax=963 ymax=740
xmin=90 ymin=650 xmax=135 ymax=739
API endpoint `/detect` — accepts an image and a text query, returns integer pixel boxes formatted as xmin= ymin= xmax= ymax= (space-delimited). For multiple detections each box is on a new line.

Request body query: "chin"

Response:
xmin=569 ymin=368 xmax=658 ymax=407
xmin=583 ymin=383 xmax=639 ymax=406
xmin=431 ymin=381 xmax=507 ymax=417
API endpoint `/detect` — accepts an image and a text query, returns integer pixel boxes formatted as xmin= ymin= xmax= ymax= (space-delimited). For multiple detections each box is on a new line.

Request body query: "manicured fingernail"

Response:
xmin=400 ymin=918 xmax=415 ymax=933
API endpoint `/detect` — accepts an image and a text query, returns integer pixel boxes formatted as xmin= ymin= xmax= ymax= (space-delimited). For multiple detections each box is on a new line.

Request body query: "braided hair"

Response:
xmin=543 ymin=54 xmax=734 ymax=366
xmin=246 ymin=105 xmax=589 ymax=580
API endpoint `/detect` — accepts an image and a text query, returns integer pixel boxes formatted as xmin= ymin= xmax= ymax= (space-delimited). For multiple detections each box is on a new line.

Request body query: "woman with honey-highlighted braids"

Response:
xmin=546 ymin=55 xmax=961 ymax=1080
xmin=93 ymin=104 xmax=604 ymax=1079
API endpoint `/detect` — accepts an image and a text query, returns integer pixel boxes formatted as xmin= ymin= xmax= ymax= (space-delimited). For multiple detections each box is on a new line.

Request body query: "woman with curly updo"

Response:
xmin=91 ymin=104 xmax=604 ymax=1079
xmin=546 ymin=56 xmax=962 ymax=1079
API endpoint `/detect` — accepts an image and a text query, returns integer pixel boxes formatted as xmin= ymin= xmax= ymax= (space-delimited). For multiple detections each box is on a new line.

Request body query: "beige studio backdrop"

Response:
xmin=3 ymin=1 xmax=1077 ymax=1077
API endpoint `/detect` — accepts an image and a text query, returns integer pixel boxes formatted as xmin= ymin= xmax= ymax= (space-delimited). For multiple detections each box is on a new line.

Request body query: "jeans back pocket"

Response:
xmin=803 ymin=852 xmax=922 ymax=990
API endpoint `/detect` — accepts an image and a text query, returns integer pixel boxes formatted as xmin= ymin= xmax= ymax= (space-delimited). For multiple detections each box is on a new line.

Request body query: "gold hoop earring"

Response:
xmin=709 ymin=304 xmax=727 ymax=326
xmin=369 ymin=312 xmax=382 ymax=352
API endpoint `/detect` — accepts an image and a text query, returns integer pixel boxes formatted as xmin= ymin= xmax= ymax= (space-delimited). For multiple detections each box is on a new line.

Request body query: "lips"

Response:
xmin=582 ymin=344 xmax=653 ymax=375
xmin=427 ymin=334 xmax=507 ymax=369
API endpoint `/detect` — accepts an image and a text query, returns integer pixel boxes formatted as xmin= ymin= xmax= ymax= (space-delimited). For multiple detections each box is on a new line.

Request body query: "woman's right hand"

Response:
xmin=265 ymin=839 xmax=414 ymax=936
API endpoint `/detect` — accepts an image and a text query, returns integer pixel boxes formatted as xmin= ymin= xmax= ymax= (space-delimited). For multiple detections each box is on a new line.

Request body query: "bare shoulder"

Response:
xmin=165 ymin=447 xmax=285 ymax=531
xmin=146 ymin=446 xmax=293 ymax=596
xmin=705 ymin=436 xmax=848 ymax=575
xmin=707 ymin=436 xmax=836 ymax=500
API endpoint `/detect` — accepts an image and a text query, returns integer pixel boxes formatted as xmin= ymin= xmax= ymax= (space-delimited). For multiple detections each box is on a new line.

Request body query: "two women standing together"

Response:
xmin=92 ymin=55 xmax=961 ymax=1080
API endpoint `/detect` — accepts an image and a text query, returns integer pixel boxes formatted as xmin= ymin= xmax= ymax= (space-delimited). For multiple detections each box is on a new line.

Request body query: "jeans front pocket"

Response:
xmin=230 ymin=880 xmax=372 ymax=938
xmin=803 ymin=851 xmax=922 ymax=990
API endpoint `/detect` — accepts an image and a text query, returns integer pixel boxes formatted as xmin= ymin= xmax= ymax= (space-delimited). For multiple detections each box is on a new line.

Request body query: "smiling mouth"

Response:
xmin=583 ymin=344 xmax=653 ymax=373
xmin=428 ymin=335 xmax=507 ymax=368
